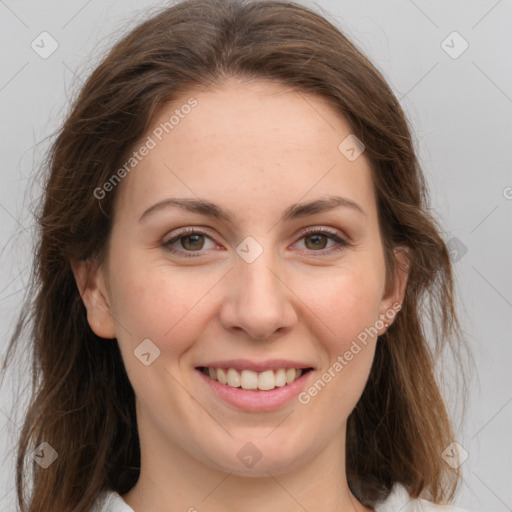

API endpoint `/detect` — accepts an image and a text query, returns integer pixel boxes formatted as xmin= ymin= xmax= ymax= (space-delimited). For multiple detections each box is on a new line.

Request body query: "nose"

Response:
xmin=219 ymin=249 xmax=298 ymax=341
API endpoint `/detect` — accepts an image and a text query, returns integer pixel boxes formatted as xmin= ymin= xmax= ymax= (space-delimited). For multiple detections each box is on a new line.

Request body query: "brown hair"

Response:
xmin=1 ymin=0 xmax=469 ymax=510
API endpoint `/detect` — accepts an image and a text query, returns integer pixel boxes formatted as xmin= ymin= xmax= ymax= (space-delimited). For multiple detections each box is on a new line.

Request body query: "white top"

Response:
xmin=90 ymin=483 xmax=471 ymax=511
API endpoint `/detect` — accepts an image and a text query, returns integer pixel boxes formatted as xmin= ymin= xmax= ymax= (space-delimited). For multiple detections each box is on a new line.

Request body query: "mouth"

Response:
xmin=195 ymin=364 xmax=314 ymax=411
xmin=196 ymin=366 xmax=314 ymax=392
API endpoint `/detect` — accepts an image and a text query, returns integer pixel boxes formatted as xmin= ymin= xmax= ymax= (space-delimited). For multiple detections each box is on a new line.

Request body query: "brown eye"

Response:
xmin=180 ymin=234 xmax=205 ymax=251
xmin=304 ymin=234 xmax=329 ymax=250
xmin=163 ymin=229 xmax=217 ymax=257
xmin=294 ymin=228 xmax=349 ymax=255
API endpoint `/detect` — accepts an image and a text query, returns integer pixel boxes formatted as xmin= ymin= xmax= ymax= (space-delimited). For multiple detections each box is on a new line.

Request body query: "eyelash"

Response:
xmin=162 ymin=227 xmax=349 ymax=258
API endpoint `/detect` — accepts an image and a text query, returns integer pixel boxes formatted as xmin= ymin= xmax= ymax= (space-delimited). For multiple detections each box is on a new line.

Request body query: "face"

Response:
xmin=76 ymin=78 xmax=407 ymax=478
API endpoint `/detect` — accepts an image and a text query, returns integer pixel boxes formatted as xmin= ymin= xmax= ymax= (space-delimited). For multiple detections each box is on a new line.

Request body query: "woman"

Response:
xmin=1 ymin=0 xmax=472 ymax=510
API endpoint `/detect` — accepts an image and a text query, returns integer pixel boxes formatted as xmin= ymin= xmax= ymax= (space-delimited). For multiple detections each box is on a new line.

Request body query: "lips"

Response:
xmin=195 ymin=359 xmax=314 ymax=373
xmin=195 ymin=362 xmax=314 ymax=412
xmin=195 ymin=359 xmax=314 ymax=394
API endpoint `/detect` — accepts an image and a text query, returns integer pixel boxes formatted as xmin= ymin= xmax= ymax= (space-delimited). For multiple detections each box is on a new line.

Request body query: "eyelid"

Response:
xmin=295 ymin=225 xmax=343 ymax=237
xmin=162 ymin=226 xmax=213 ymax=243
xmin=291 ymin=226 xmax=350 ymax=254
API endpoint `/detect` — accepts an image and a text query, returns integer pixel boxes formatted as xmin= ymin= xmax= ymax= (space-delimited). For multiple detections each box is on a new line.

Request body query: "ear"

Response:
xmin=377 ymin=245 xmax=410 ymax=334
xmin=71 ymin=259 xmax=116 ymax=339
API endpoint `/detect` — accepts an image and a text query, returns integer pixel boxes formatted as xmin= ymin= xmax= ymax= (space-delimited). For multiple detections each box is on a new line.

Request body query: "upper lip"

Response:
xmin=196 ymin=359 xmax=315 ymax=372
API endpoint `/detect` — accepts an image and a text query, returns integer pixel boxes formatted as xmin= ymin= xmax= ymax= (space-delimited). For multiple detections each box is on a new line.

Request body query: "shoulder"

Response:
xmin=375 ymin=483 xmax=475 ymax=512
xmin=90 ymin=489 xmax=135 ymax=512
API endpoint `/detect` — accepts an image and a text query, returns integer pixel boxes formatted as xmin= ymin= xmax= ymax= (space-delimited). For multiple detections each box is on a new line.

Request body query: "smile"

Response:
xmin=195 ymin=363 xmax=315 ymax=412
xmin=198 ymin=366 xmax=313 ymax=391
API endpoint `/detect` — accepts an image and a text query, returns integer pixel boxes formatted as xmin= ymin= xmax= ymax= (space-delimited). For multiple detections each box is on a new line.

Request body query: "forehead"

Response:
xmin=114 ymin=78 xmax=377 ymax=225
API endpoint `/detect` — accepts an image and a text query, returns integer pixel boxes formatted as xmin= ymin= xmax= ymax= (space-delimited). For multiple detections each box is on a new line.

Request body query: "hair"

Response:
xmin=1 ymin=0 xmax=469 ymax=510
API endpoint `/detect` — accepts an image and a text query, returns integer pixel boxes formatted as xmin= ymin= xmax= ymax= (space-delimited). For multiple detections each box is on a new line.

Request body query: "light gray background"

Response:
xmin=1 ymin=1 xmax=511 ymax=510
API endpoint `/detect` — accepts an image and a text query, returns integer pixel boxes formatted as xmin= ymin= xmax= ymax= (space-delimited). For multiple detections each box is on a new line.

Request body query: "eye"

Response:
xmin=162 ymin=226 xmax=349 ymax=258
xmin=293 ymin=227 xmax=349 ymax=255
xmin=162 ymin=228 xmax=218 ymax=257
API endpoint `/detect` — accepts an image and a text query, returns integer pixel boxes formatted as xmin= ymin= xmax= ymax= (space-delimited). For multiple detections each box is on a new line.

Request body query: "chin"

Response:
xmin=198 ymin=438 xmax=316 ymax=478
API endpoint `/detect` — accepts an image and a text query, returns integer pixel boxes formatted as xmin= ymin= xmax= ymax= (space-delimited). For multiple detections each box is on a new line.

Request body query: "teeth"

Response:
xmin=202 ymin=367 xmax=307 ymax=391
xmin=217 ymin=368 xmax=227 ymax=385
xmin=258 ymin=370 xmax=275 ymax=391
xmin=241 ymin=369 xmax=258 ymax=390
xmin=286 ymin=368 xmax=296 ymax=384
xmin=275 ymin=368 xmax=287 ymax=387
xmin=227 ymin=368 xmax=241 ymax=387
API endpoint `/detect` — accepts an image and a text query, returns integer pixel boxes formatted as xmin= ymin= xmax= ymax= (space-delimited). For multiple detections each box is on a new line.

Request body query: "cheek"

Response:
xmin=107 ymin=265 xmax=213 ymax=416
xmin=300 ymin=266 xmax=385 ymax=346
xmin=295 ymin=266 xmax=384 ymax=407
xmin=108 ymin=260 xmax=210 ymax=353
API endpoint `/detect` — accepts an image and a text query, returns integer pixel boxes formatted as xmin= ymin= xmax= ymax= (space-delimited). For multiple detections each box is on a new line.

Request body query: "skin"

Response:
xmin=74 ymin=77 xmax=409 ymax=512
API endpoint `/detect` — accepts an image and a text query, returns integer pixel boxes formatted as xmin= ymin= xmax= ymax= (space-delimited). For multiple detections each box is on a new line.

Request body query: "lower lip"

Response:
xmin=196 ymin=369 xmax=313 ymax=412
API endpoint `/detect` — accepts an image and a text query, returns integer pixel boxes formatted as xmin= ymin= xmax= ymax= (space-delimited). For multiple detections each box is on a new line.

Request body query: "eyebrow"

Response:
xmin=138 ymin=195 xmax=366 ymax=223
